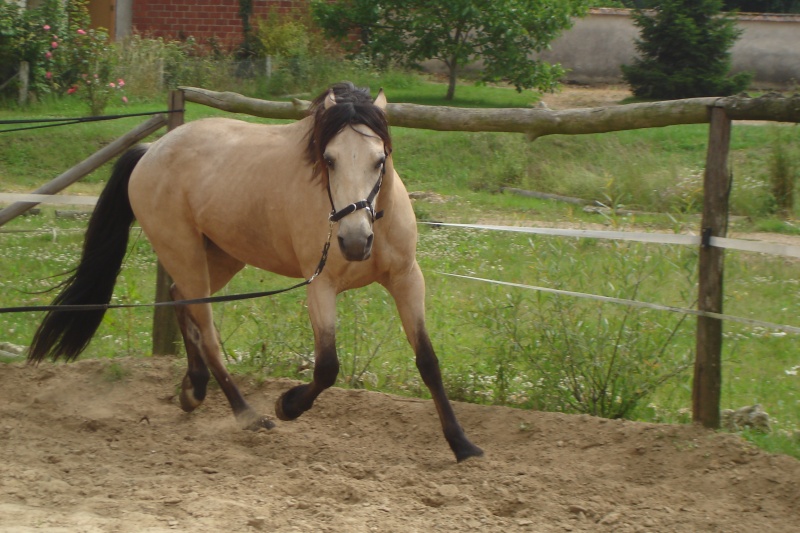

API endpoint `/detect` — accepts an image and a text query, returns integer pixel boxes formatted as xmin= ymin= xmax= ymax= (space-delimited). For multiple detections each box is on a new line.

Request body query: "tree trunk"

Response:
xmin=446 ymin=60 xmax=458 ymax=101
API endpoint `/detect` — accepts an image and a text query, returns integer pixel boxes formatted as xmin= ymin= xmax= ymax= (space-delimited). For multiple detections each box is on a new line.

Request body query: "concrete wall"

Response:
xmin=540 ymin=8 xmax=800 ymax=88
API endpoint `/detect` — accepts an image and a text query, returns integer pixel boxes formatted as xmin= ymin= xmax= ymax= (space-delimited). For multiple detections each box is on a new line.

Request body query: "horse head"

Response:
xmin=308 ymin=83 xmax=392 ymax=262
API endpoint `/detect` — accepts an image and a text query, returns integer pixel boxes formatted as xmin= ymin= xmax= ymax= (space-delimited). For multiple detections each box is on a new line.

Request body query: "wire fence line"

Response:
xmin=422 ymin=222 xmax=800 ymax=259
xmin=2 ymin=197 xmax=799 ymax=334
xmin=0 ymin=109 xmax=181 ymax=134
xmin=4 ymin=199 xmax=799 ymax=259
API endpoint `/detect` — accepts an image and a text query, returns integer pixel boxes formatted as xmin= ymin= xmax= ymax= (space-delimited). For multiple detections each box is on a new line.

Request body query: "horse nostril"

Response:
xmin=338 ymin=236 xmax=346 ymax=251
xmin=365 ymin=233 xmax=374 ymax=250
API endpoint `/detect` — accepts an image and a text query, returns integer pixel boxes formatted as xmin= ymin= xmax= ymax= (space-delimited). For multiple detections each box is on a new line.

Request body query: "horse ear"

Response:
xmin=324 ymin=90 xmax=337 ymax=110
xmin=373 ymin=88 xmax=387 ymax=110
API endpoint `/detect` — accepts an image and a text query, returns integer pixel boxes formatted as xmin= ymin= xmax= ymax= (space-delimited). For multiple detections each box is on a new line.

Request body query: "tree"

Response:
xmin=312 ymin=0 xmax=590 ymax=101
xmin=621 ymin=0 xmax=751 ymax=100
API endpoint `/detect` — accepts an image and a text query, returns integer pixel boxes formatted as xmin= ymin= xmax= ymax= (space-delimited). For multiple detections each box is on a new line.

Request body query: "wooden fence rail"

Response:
xmin=0 ymin=114 xmax=167 ymax=227
xmin=182 ymin=86 xmax=800 ymax=138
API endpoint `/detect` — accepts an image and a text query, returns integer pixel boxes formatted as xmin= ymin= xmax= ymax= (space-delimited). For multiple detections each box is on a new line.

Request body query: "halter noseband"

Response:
xmin=326 ymin=152 xmax=388 ymax=224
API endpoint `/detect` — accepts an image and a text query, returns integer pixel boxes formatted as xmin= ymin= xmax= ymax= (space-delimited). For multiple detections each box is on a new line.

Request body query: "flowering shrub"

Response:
xmin=72 ymin=73 xmax=128 ymax=114
xmin=66 ymin=27 xmax=128 ymax=114
xmin=1 ymin=0 xmax=127 ymax=113
xmin=42 ymin=12 xmax=127 ymax=114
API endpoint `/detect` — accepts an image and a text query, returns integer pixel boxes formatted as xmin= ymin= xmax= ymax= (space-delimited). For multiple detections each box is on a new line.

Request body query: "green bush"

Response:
xmin=622 ymin=0 xmax=752 ymax=99
xmin=116 ymin=34 xmax=231 ymax=102
xmin=470 ymin=241 xmax=695 ymax=419
xmin=769 ymin=129 xmax=799 ymax=218
xmin=251 ymin=7 xmax=343 ymax=97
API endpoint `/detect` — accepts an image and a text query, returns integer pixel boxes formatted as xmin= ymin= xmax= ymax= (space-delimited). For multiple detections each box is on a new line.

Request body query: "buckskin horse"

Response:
xmin=28 ymin=82 xmax=483 ymax=462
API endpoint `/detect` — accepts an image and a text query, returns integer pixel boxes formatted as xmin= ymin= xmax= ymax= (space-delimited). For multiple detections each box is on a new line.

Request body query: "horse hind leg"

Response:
xmin=172 ymin=288 xmax=274 ymax=430
xmin=171 ymin=241 xmax=242 ymax=413
xmin=170 ymin=239 xmax=274 ymax=429
xmin=171 ymin=285 xmax=210 ymax=413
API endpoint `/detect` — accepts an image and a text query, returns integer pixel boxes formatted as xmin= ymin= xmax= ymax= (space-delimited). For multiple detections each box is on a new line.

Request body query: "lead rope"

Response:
xmin=308 ymin=219 xmax=334 ymax=283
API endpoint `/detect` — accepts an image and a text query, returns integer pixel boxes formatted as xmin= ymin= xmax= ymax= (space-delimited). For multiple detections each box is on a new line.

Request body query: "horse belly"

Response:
xmin=203 ymin=220 xmax=307 ymax=279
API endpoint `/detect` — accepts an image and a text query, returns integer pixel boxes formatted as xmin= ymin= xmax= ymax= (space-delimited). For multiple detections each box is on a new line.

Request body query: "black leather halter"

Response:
xmin=326 ymin=153 xmax=388 ymax=223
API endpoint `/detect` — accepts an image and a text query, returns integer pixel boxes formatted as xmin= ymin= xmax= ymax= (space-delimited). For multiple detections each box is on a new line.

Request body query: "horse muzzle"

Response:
xmin=337 ymin=231 xmax=373 ymax=261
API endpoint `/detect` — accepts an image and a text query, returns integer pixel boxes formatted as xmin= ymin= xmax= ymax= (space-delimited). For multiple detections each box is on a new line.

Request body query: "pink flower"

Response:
xmin=51 ymin=41 xmax=58 ymax=49
xmin=117 ymin=79 xmax=125 ymax=87
xmin=43 ymin=24 xmax=50 ymax=31
xmin=45 ymin=51 xmax=52 ymax=59
xmin=109 ymin=82 xmax=116 ymax=88
xmin=45 ymin=71 xmax=52 ymax=79
xmin=77 ymin=29 xmax=86 ymax=35
xmin=122 ymin=96 xmax=129 ymax=104
xmin=67 ymin=86 xmax=77 ymax=94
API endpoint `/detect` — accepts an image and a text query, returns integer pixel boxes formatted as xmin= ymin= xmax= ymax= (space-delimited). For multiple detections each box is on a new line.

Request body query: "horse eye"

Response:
xmin=375 ymin=158 xmax=386 ymax=170
xmin=324 ymin=157 xmax=335 ymax=170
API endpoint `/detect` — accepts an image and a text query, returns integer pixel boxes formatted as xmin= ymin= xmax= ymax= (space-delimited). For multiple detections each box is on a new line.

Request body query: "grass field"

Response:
xmin=1 ymin=77 xmax=799 ymax=458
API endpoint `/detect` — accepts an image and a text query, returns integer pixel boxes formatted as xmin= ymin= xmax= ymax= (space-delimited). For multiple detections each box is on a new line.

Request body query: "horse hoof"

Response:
xmin=179 ymin=388 xmax=203 ymax=413
xmin=244 ymin=416 xmax=276 ymax=431
xmin=274 ymin=389 xmax=305 ymax=421
xmin=455 ymin=442 xmax=485 ymax=463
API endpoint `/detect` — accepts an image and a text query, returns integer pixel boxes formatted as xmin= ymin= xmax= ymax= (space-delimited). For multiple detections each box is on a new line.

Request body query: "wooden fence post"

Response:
xmin=151 ymin=90 xmax=185 ymax=356
xmin=693 ymin=106 xmax=732 ymax=429
xmin=18 ymin=61 xmax=29 ymax=106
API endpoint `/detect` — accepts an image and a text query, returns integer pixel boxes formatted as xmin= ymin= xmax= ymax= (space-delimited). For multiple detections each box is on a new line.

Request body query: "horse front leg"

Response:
xmin=275 ymin=282 xmax=339 ymax=421
xmin=387 ymin=263 xmax=484 ymax=462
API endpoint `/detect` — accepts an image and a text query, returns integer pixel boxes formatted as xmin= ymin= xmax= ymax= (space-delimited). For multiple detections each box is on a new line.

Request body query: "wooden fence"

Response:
xmin=2 ymin=88 xmax=799 ymax=430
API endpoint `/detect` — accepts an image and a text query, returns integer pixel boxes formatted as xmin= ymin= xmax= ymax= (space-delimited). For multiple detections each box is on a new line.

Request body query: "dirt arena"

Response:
xmin=1 ymin=357 xmax=798 ymax=533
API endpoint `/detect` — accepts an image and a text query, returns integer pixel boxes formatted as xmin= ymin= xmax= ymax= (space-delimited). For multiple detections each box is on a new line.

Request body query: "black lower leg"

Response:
xmin=172 ymin=300 xmax=211 ymax=413
xmin=276 ymin=342 xmax=339 ymax=421
xmin=415 ymin=330 xmax=484 ymax=462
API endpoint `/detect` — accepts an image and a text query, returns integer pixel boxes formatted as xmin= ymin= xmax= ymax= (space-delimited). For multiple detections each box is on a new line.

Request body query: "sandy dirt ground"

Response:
xmin=0 ymin=357 xmax=798 ymax=533
xmin=538 ymin=84 xmax=634 ymax=110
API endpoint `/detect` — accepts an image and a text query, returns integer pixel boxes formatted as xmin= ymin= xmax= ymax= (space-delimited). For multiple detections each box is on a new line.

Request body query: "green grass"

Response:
xmin=2 ymin=77 xmax=799 ymax=460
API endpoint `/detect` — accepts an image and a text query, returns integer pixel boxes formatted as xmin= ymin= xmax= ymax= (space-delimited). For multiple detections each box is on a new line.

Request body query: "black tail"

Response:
xmin=28 ymin=145 xmax=150 ymax=364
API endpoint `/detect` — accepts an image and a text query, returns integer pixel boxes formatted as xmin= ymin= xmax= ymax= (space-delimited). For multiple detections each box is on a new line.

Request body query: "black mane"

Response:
xmin=305 ymin=82 xmax=392 ymax=180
